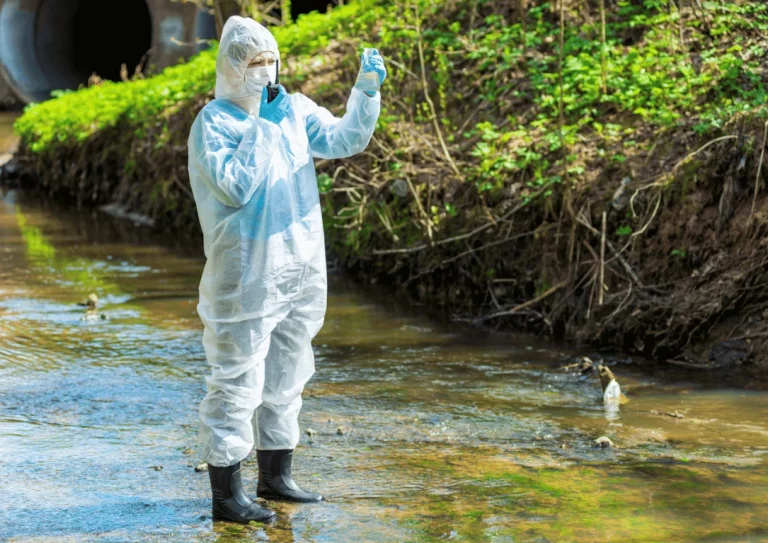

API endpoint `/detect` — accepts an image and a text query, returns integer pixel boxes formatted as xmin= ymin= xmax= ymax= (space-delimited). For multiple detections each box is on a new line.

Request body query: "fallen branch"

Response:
xmin=373 ymin=186 xmax=550 ymax=255
xmin=402 ymin=227 xmax=543 ymax=286
xmin=471 ymin=281 xmax=566 ymax=322
xmin=599 ymin=211 xmax=606 ymax=306
xmin=631 ymin=135 xmax=739 ymax=201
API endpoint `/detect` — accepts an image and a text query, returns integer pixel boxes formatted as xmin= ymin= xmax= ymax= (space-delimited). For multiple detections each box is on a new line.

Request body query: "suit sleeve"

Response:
xmin=298 ymin=88 xmax=381 ymax=160
xmin=192 ymin=110 xmax=282 ymax=207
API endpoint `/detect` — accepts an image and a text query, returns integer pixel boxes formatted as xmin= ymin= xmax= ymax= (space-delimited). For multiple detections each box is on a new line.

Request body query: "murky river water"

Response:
xmin=1 ymin=115 xmax=767 ymax=542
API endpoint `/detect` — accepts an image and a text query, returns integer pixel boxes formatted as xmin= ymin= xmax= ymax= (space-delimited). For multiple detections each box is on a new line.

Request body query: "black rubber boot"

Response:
xmin=257 ymin=449 xmax=323 ymax=503
xmin=208 ymin=462 xmax=277 ymax=524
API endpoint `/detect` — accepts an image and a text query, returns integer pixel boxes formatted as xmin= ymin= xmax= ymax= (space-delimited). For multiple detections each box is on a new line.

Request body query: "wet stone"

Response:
xmin=594 ymin=436 xmax=614 ymax=448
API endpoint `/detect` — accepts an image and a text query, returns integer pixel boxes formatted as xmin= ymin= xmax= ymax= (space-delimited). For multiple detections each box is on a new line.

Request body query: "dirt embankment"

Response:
xmin=4 ymin=0 xmax=768 ymax=379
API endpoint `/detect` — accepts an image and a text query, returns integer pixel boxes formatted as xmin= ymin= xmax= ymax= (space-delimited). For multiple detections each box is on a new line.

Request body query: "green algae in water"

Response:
xmin=363 ymin=447 xmax=768 ymax=543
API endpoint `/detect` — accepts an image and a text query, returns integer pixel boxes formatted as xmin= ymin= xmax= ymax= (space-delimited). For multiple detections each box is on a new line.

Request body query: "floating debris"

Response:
xmin=337 ymin=426 xmax=351 ymax=436
xmin=599 ymin=365 xmax=629 ymax=405
xmin=79 ymin=293 xmax=107 ymax=321
xmin=77 ymin=293 xmax=98 ymax=309
xmin=194 ymin=463 xmax=208 ymax=472
xmin=594 ymin=436 xmax=614 ymax=448
xmin=149 ymin=465 xmax=163 ymax=471
xmin=560 ymin=356 xmax=595 ymax=375
xmin=650 ymin=410 xmax=685 ymax=419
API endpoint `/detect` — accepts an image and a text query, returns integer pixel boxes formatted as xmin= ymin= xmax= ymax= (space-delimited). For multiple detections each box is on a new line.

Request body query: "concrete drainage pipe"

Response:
xmin=0 ymin=0 xmax=214 ymax=104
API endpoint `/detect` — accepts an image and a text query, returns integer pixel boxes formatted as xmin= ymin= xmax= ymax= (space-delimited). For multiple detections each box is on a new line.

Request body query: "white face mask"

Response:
xmin=244 ymin=64 xmax=277 ymax=97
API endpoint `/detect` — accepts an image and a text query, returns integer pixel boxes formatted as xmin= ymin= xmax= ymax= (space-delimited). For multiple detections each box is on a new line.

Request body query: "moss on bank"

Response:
xmin=10 ymin=0 xmax=768 ymax=373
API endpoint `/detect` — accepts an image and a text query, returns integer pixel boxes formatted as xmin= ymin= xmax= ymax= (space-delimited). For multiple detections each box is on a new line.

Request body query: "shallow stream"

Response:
xmin=0 ymin=115 xmax=766 ymax=543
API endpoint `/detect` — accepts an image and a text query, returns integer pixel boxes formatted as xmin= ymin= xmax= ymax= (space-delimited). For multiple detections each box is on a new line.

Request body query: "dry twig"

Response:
xmin=471 ymin=281 xmax=566 ymax=322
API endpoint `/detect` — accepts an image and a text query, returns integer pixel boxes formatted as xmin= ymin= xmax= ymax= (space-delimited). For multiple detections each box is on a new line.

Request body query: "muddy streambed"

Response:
xmin=0 ymin=125 xmax=766 ymax=542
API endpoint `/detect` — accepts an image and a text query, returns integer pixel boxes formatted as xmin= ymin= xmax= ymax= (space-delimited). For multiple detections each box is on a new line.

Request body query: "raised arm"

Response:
xmin=191 ymin=108 xmax=282 ymax=208
xmin=299 ymin=89 xmax=381 ymax=160
xmin=301 ymin=49 xmax=386 ymax=160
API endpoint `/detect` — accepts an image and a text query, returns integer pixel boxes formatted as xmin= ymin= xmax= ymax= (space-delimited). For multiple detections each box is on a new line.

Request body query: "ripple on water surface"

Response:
xmin=0 ymin=194 xmax=766 ymax=542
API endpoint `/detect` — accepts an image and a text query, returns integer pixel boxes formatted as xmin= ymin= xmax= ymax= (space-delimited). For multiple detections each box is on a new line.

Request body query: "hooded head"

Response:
xmin=215 ymin=16 xmax=280 ymax=103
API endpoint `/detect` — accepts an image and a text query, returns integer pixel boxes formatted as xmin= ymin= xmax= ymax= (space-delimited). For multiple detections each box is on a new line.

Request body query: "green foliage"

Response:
xmin=452 ymin=0 xmax=768 ymax=192
xmin=14 ymin=0 xmax=768 ymax=258
xmin=14 ymin=0 xmax=373 ymax=153
xmin=15 ymin=48 xmax=217 ymax=152
xmin=19 ymin=0 xmax=767 ymax=160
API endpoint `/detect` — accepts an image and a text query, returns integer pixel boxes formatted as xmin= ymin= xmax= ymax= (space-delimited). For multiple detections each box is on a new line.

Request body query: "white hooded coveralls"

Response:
xmin=188 ymin=17 xmax=380 ymax=467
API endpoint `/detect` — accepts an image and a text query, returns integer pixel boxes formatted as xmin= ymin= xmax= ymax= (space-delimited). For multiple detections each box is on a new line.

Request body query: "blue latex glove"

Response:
xmin=259 ymin=84 xmax=289 ymax=125
xmin=355 ymin=49 xmax=387 ymax=96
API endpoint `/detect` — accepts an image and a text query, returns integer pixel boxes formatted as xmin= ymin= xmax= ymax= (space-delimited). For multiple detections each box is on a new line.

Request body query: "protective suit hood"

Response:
xmin=215 ymin=16 xmax=280 ymax=101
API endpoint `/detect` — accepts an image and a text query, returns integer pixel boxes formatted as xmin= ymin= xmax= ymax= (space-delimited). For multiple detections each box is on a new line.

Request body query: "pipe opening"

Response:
xmin=0 ymin=0 xmax=153 ymax=103
xmin=290 ymin=0 xmax=336 ymax=23
xmin=70 ymin=0 xmax=153 ymax=82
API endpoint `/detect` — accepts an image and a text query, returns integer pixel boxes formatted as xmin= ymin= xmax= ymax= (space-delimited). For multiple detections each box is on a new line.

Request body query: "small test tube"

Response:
xmin=358 ymin=48 xmax=380 ymax=93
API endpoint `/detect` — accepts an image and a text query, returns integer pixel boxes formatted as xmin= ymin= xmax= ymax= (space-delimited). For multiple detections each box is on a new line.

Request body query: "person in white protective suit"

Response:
xmin=187 ymin=17 xmax=385 ymax=523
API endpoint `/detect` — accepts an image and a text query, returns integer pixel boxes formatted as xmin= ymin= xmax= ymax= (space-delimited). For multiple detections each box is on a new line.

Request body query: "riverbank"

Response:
xmin=4 ymin=0 xmax=768 ymax=376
